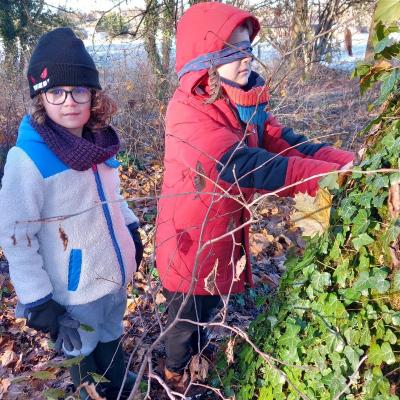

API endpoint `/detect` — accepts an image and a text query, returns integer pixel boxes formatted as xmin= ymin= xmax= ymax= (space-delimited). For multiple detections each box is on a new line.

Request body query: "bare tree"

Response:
xmin=143 ymin=0 xmax=177 ymax=102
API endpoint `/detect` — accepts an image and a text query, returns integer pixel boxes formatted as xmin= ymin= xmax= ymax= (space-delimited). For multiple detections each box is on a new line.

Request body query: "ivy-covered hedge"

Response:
xmin=218 ymin=3 xmax=400 ymax=399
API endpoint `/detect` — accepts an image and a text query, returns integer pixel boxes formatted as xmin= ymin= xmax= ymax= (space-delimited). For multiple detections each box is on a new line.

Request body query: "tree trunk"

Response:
xmin=364 ymin=7 xmax=376 ymax=62
xmin=290 ymin=0 xmax=311 ymax=76
xmin=159 ymin=0 xmax=176 ymax=101
xmin=143 ymin=0 xmax=164 ymax=100
xmin=312 ymin=0 xmax=340 ymax=63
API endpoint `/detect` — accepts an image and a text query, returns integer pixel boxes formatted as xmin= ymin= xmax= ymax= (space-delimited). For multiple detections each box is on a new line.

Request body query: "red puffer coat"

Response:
xmin=155 ymin=2 xmax=354 ymax=295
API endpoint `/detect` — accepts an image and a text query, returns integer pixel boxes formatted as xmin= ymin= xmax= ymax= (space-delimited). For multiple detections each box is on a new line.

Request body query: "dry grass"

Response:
xmin=266 ymin=64 xmax=378 ymax=152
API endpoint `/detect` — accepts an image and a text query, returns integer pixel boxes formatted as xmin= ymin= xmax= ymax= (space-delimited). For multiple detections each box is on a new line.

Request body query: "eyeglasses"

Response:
xmin=44 ymin=87 xmax=91 ymax=105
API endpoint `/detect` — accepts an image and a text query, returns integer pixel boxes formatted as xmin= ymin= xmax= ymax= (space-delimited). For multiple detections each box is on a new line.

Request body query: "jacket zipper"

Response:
xmin=92 ymin=165 xmax=126 ymax=285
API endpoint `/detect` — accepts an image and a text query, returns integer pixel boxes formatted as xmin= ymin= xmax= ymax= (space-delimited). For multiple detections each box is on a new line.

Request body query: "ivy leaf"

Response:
xmin=352 ymin=63 xmax=371 ymax=78
xmin=344 ymin=345 xmax=362 ymax=371
xmin=325 ymin=331 xmax=345 ymax=353
xmin=372 ymin=192 xmax=388 ymax=208
xmin=374 ymin=0 xmax=400 ymax=25
xmin=310 ymin=270 xmax=331 ymax=291
xmin=380 ymin=69 xmax=400 ymax=104
xmin=337 ymin=200 xmax=357 ymax=222
xmin=277 ymin=323 xmax=301 ymax=349
xmin=372 ymin=175 xmax=389 ymax=191
xmin=381 ymin=132 xmax=396 ymax=148
xmin=376 ymin=320 xmax=386 ymax=339
xmin=339 ymin=287 xmax=361 ymax=304
xmin=319 ymin=173 xmax=339 ymax=190
xmin=353 ymin=271 xmax=370 ymax=294
xmin=352 ymin=233 xmax=374 ymax=251
xmin=369 ymin=268 xmax=391 ymax=294
xmin=330 ymin=373 xmax=348 ymax=396
xmin=387 ymin=224 xmax=400 ymax=242
xmin=389 ymin=172 xmax=400 ymax=185
xmin=369 ymin=343 xmax=383 ymax=365
xmin=356 ymin=192 xmax=373 ymax=208
xmin=323 ymin=293 xmax=348 ymax=321
xmin=333 ymin=261 xmax=349 ymax=287
xmin=384 ymin=329 xmax=397 ymax=344
xmin=359 ymin=250 xmax=371 ymax=271
xmin=392 ymin=312 xmax=400 ymax=326
xmin=374 ymin=37 xmax=391 ymax=53
xmin=381 ymin=342 xmax=396 ymax=364
xmin=351 ymin=209 xmax=370 ymax=236
xmin=359 ymin=325 xmax=372 ymax=346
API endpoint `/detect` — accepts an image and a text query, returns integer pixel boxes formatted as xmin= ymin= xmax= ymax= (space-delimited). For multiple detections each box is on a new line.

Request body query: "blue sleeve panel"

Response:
xmin=16 ymin=115 xmax=69 ymax=178
xmin=281 ymin=127 xmax=327 ymax=156
xmin=217 ymin=143 xmax=288 ymax=191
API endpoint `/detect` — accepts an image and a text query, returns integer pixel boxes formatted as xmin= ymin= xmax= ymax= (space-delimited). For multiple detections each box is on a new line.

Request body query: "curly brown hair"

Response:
xmin=30 ymin=90 xmax=118 ymax=131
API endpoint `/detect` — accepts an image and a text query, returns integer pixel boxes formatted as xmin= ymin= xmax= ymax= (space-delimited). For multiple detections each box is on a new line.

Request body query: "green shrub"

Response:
xmin=220 ymin=3 xmax=400 ymax=399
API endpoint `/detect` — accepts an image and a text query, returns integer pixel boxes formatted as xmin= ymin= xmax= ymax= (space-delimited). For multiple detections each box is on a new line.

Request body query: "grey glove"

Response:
xmin=54 ymin=313 xmax=82 ymax=353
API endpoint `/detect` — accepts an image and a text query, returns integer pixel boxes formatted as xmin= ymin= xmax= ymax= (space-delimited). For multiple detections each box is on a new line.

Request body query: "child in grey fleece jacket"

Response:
xmin=0 ymin=27 xmax=143 ymax=399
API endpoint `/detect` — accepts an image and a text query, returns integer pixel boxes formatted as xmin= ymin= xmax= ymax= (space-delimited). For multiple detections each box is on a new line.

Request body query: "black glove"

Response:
xmin=54 ymin=313 xmax=82 ymax=352
xmin=127 ymin=223 xmax=144 ymax=267
xmin=26 ymin=299 xmax=66 ymax=341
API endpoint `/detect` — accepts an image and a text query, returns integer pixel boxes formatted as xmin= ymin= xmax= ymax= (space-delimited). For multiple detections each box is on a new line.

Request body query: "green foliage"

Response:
xmin=374 ymin=0 xmax=400 ymax=25
xmin=219 ymin=4 xmax=400 ymax=399
xmin=117 ymin=151 xmax=144 ymax=170
xmin=96 ymin=12 xmax=130 ymax=36
xmin=0 ymin=0 xmax=72 ymax=63
xmin=42 ymin=388 xmax=66 ymax=400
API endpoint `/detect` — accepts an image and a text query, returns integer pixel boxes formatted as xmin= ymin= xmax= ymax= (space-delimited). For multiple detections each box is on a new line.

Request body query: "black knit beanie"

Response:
xmin=27 ymin=27 xmax=101 ymax=98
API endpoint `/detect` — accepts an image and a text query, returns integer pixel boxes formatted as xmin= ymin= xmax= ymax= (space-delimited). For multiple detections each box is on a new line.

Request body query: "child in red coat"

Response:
xmin=156 ymin=2 xmax=354 ymax=392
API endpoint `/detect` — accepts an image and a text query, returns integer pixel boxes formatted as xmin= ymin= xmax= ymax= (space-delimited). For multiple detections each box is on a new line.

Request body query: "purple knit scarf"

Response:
xmin=30 ymin=116 xmax=120 ymax=171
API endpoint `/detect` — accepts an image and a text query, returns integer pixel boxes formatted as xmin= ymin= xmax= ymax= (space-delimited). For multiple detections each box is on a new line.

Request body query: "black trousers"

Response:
xmin=164 ymin=290 xmax=222 ymax=373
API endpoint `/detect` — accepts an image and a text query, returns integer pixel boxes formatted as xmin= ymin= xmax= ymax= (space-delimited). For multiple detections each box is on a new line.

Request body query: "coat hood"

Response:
xmin=176 ymin=2 xmax=260 ymax=93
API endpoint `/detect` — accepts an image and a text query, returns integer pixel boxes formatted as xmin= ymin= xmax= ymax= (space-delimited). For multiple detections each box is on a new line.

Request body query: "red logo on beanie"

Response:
xmin=29 ymin=75 xmax=36 ymax=84
xmin=40 ymin=67 xmax=48 ymax=79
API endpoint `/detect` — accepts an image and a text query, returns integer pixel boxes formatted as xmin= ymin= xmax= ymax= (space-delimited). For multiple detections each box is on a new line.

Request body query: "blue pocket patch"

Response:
xmin=68 ymin=249 xmax=82 ymax=291
xmin=104 ymin=157 xmax=120 ymax=168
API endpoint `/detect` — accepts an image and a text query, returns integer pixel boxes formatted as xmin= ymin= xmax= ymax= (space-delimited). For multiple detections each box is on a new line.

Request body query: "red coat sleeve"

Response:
xmin=263 ymin=114 xmax=354 ymax=167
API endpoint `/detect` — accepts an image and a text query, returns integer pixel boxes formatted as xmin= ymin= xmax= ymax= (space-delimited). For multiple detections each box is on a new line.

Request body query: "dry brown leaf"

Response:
xmin=0 ymin=349 xmax=17 ymax=367
xmin=204 ymin=259 xmax=219 ymax=295
xmin=79 ymin=382 xmax=106 ymax=400
xmin=58 ymin=226 xmax=68 ymax=251
xmin=250 ymin=233 xmax=272 ymax=256
xmin=292 ymin=188 xmax=332 ymax=237
xmin=388 ymin=182 xmax=400 ymax=220
xmin=225 ymin=337 xmax=235 ymax=365
xmin=155 ymin=292 xmax=167 ymax=305
xmin=234 ymin=255 xmax=246 ymax=281
xmin=194 ymin=161 xmax=206 ymax=193
xmin=189 ymin=354 xmax=209 ymax=382
xmin=261 ymin=273 xmax=280 ymax=288
xmin=389 ymin=240 xmax=400 ymax=269
xmin=0 ymin=378 xmax=11 ymax=397
xmin=226 ymin=217 xmax=236 ymax=233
